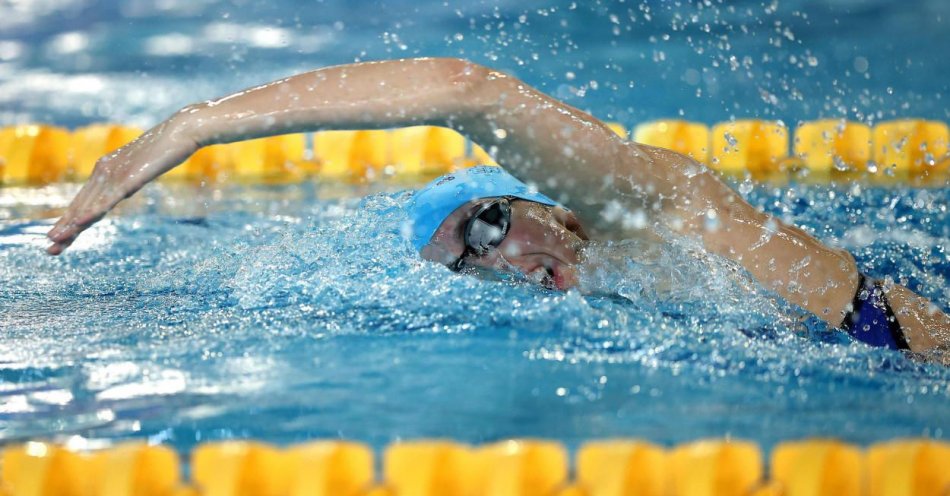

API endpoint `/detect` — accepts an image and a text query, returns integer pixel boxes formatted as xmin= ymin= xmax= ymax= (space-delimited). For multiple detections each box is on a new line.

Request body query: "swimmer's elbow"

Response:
xmin=431 ymin=58 xmax=515 ymax=114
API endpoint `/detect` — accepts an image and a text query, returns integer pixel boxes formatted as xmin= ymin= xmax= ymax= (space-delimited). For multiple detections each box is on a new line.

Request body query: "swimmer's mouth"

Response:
xmin=527 ymin=265 xmax=559 ymax=290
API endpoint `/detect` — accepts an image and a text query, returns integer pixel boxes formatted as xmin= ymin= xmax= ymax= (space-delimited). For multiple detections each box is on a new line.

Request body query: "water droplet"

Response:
xmin=738 ymin=179 xmax=753 ymax=195
xmin=622 ymin=209 xmax=648 ymax=230
xmin=704 ymin=209 xmax=720 ymax=232
xmin=833 ymin=156 xmax=850 ymax=172
xmin=853 ymin=57 xmax=869 ymax=73
xmin=724 ymin=132 xmax=738 ymax=147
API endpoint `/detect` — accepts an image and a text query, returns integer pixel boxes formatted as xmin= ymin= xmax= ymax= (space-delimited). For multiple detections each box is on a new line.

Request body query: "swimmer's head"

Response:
xmin=406 ymin=166 xmax=589 ymax=290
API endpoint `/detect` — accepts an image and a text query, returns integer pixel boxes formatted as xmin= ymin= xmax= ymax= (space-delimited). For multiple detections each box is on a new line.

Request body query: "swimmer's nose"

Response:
xmin=547 ymin=210 xmax=586 ymax=265
xmin=499 ymin=221 xmax=583 ymax=269
xmin=553 ymin=207 xmax=589 ymax=241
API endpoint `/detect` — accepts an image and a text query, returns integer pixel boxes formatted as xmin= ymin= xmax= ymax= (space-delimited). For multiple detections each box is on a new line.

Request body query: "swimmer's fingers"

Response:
xmin=47 ymin=177 xmax=98 ymax=243
xmin=46 ymin=198 xmax=118 ymax=255
xmin=49 ymin=162 xmax=110 ymax=234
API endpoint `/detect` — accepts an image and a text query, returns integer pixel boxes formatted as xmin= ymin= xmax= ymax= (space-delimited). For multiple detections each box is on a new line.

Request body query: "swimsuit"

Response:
xmin=842 ymin=273 xmax=910 ymax=350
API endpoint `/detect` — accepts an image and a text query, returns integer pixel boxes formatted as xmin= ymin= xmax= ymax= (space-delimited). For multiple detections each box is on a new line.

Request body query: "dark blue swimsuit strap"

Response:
xmin=841 ymin=273 xmax=910 ymax=350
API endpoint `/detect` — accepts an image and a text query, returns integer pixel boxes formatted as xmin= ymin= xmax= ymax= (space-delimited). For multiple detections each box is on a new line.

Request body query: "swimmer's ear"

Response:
xmin=554 ymin=207 xmax=589 ymax=240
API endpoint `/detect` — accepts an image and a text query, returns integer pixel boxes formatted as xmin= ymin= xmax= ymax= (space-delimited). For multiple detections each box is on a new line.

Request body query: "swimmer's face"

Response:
xmin=421 ymin=199 xmax=589 ymax=290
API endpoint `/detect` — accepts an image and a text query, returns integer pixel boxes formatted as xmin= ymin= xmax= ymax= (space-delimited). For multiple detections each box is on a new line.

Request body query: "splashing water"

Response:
xmin=1 ymin=181 xmax=948 ymax=453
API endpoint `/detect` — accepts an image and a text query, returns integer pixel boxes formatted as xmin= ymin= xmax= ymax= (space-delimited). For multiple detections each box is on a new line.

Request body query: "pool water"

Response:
xmin=1 ymin=0 xmax=949 ymax=455
xmin=1 ymin=180 xmax=948 ymax=454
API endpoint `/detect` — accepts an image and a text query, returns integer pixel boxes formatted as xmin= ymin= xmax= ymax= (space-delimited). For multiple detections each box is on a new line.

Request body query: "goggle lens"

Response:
xmin=452 ymin=198 xmax=511 ymax=271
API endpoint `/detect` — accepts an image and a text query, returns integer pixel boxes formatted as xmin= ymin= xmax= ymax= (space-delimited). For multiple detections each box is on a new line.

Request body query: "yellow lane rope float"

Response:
xmin=0 ymin=438 xmax=947 ymax=496
xmin=0 ymin=119 xmax=948 ymax=187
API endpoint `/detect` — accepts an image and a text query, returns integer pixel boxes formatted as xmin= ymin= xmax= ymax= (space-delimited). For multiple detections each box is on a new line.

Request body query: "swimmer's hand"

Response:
xmin=46 ymin=113 xmax=198 ymax=255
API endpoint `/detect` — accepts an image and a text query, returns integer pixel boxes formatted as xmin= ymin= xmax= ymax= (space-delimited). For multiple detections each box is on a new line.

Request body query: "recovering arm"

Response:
xmin=47 ymin=57 xmax=949 ymax=359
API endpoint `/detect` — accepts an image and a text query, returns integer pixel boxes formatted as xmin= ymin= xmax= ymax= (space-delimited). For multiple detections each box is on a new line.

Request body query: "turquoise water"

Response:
xmin=1 ymin=181 xmax=948 ymax=453
xmin=1 ymin=0 xmax=949 ymax=454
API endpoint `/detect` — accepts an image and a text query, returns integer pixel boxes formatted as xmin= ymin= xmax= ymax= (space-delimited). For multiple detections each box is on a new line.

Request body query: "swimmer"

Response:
xmin=45 ymin=57 xmax=949 ymax=363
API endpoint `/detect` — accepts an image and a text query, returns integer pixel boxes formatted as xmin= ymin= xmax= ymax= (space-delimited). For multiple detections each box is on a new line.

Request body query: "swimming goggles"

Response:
xmin=450 ymin=197 xmax=512 ymax=272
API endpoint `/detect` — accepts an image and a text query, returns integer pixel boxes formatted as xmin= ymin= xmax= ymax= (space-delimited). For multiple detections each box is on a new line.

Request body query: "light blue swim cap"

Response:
xmin=406 ymin=165 xmax=561 ymax=251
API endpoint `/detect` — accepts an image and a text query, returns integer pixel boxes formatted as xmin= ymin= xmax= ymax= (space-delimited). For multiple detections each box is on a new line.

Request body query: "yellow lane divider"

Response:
xmin=793 ymin=120 xmax=872 ymax=175
xmin=668 ymin=439 xmax=762 ymax=496
xmin=314 ymin=130 xmax=389 ymax=180
xmin=0 ymin=125 xmax=71 ymax=185
xmin=472 ymin=440 xmax=567 ymax=496
xmin=69 ymin=125 xmax=143 ymax=181
xmin=633 ymin=120 xmax=709 ymax=164
xmin=382 ymin=441 xmax=474 ymax=496
xmin=1 ymin=443 xmax=89 ymax=496
xmin=1 ymin=119 xmax=948 ymax=186
xmin=1 ymin=438 xmax=949 ymax=496
xmin=710 ymin=120 xmax=789 ymax=175
xmin=574 ymin=440 xmax=666 ymax=495
xmin=768 ymin=439 xmax=862 ymax=496
xmin=872 ymin=120 xmax=950 ymax=178
xmin=867 ymin=439 xmax=950 ymax=496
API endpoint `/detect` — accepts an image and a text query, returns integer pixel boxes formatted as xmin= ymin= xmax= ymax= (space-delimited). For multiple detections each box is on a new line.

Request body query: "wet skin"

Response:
xmin=420 ymin=200 xmax=589 ymax=291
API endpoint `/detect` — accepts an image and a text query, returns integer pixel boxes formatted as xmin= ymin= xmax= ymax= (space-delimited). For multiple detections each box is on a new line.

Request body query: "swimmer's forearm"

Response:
xmin=647 ymin=147 xmax=859 ymax=326
xmin=177 ymin=58 xmax=491 ymax=147
xmin=727 ymin=215 xmax=858 ymax=326
xmin=705 ymin=191 xmax=949 ymax=356
xmin=689 ymin=171 xmax=950 ymax=355
xmin=644 ymin=148 xmax=950 ymax=356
